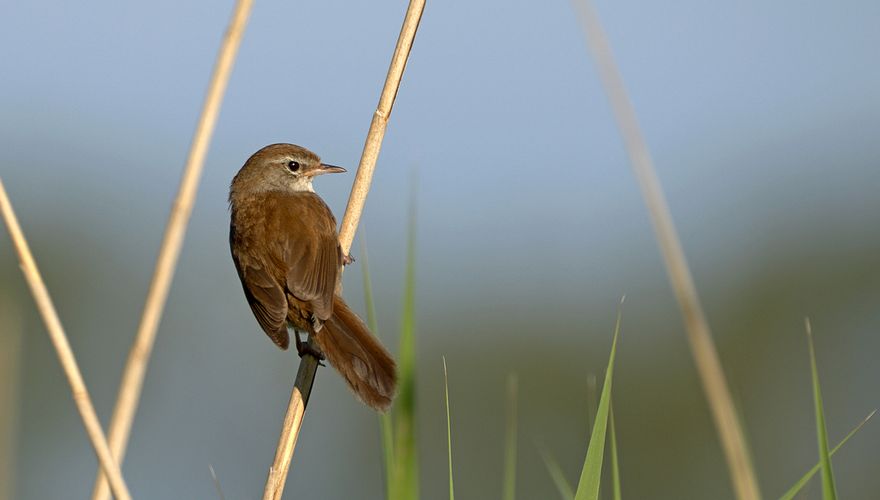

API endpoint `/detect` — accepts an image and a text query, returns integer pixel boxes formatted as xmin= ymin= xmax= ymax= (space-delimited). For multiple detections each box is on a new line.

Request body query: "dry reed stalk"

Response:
xmin=0 ymin=179 xmax=133 ymax=500
xmin=572 ymin=1 xmax=762 ymax=499
xmin=260 ymin=1 xmax=425 ymax=499
xmin=89 ymin=1 xmax=254 ymax=499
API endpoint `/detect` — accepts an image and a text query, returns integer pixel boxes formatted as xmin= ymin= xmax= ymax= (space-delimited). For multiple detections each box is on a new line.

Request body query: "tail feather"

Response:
xmin=313 ymin=296 xmax=397 ymax=411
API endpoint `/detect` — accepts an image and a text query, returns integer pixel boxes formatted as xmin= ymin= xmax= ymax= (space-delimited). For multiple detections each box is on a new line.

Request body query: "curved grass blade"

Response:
xmin=443 ymin=357 xmax=455 ymax=500
xmin=574 ymin=300 xmax=623 ymax=500
xmin=778 ymin=410 xmax=875 ymax=500
xmin=539 ymin=445 xmax=575 ymax=500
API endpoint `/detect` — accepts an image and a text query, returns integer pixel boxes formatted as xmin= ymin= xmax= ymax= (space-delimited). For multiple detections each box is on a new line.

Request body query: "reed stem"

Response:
xmin=572 ymin=1 xmax=761 ymax=498
xmin=260 ymin=1 xmax=425 ymax=498
xmin=91 ymin=1 xmax=254 ymax=498
xmin=0 ymin=179 xmax=132 ymax=500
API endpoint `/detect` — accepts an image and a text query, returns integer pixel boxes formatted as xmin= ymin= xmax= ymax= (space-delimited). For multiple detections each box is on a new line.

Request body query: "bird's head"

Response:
xmin=230 ymin=143 xmax=346 ymax=200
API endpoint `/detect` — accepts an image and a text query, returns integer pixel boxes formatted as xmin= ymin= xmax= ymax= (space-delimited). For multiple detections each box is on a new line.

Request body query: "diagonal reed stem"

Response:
xmin=572 ymin=1 xmax=762 ymax=499
xmin=91 ymin=1 xmax=254 ymax=499
xmin=260 ymin=1 xmax=425 ymax=499
xmin=0 ymin=179 xmax=132 ymax=500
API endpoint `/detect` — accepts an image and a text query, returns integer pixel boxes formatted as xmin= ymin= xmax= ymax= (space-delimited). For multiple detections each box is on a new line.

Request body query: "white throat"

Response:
xmin=289 ymin=176 xmax=315 ymax=193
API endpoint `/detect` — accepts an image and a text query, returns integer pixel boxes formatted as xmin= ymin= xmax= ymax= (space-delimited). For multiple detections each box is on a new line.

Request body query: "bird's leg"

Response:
xmin=342 ymin=253 xmax=355 ymax=266
xmin=293 ymin=329 xmax=325 ymax=365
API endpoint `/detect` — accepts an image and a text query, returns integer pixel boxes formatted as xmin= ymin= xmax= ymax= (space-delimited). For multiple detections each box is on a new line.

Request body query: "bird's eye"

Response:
xmin=287 ymin=161 xmax=301 ymax=172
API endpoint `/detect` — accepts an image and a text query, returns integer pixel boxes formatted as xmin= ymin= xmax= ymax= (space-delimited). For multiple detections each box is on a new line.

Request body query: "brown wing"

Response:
xmin=230 ymin=224 xmax=290 ymax=349
xmin=279 ymin=192 xmax=341 ymax=321
xmin=230 ymin=191 xmax=341 ymax=348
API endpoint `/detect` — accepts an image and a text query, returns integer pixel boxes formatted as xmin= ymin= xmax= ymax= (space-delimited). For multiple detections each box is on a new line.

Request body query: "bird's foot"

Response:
xmin=298 ymin=343 xmax=326 ymax=365
xmin=343 ymin=253 xmax=355 ymax=266
xmin=294 ymin=332 xmax=326 ymax=366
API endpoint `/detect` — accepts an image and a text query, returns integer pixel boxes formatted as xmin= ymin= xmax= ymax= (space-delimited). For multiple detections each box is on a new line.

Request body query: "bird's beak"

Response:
xmin=309 ymin=163 xmax=347 ymax=176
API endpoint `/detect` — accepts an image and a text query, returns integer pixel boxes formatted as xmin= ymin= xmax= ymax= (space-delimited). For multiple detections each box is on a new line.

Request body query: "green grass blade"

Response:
xmin=360 ymin=241 xmax=396 ymax=498
xmin=359 ymin=239 xmax=379 ymax=337
xmin=806 ymin=319 xmax=837 ymax=499
xmin=778 ymin=410 xmax=876 ymax=500
xmin=806 ymin=319 xmax=838 ymax=500
xmin=585 ymin=374 xmax=599 ymax=499
xmin=574 ymin=299 xmax=623 ymax=500
xmin=539 ymin=445 xmax=575 ymax=500
xmin=392 ymin=197 xmax=419 ymax=500
xmin=609 ymin=403 xmax=621 ymax=500
xmin=442 ymin=357 xmax=455 ymax=500
xmin=586 ymin=374 xmax=598 ymax=440
xmin=503 ymin=374 xmax=519 ymax=500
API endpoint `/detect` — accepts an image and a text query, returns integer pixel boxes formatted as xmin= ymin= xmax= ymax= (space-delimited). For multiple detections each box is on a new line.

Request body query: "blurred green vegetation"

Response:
xmin=2 ymin=98 xmax=880 ymax=498
xmin=2 ymin=193 xmax=879 ymax=499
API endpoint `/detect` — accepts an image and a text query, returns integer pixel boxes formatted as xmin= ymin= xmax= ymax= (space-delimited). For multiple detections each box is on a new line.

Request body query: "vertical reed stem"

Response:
xmin=261 ymin=1 xmax=425 ymax=498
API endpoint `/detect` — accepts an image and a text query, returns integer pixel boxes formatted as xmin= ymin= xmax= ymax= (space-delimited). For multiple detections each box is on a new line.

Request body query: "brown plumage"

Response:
xmin=229 ymin=143 xmax=396 ymax=411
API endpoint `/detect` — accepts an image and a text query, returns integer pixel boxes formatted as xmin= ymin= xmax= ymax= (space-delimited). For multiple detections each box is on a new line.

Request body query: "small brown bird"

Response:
xmin=229 ymin=143 xmax=396 ymax=411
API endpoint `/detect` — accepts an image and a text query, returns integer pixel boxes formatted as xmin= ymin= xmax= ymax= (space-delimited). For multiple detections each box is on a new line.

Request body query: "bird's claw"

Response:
xmin=296 ymin=342 xmax=326 ymax=365
xmin=294 ymin=330 xmax=326 ymax=365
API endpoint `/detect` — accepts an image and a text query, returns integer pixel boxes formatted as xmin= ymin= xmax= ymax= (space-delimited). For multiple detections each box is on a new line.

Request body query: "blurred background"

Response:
xmin=1 ymin=0 xmax=879 ymax=498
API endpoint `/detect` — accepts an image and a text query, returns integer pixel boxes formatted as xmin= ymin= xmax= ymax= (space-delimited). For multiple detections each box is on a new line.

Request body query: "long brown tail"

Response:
xmin=312 ymin=296 xmax=397 ymax=411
